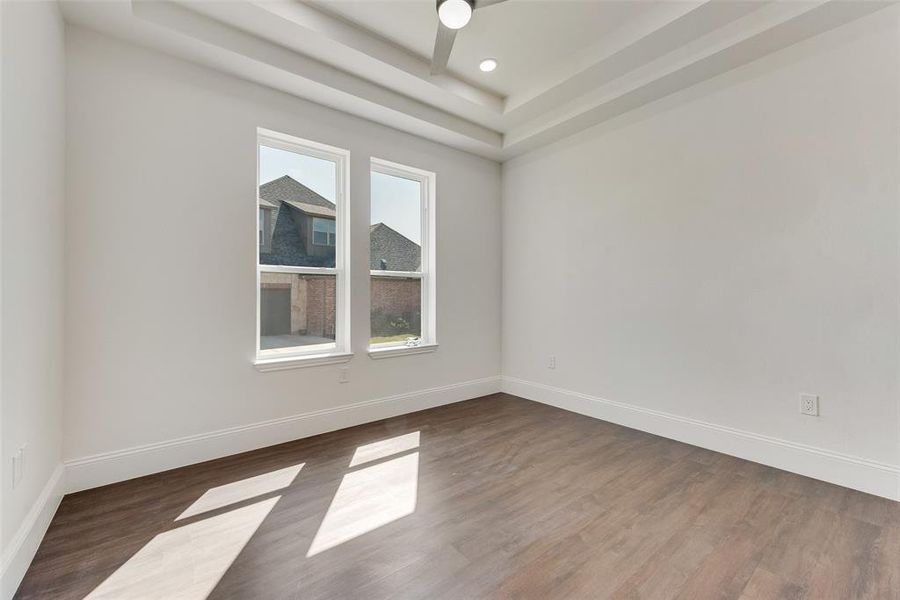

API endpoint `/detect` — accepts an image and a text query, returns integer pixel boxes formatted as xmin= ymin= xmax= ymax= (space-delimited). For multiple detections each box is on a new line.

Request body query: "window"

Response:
xmin=258 ymin=207 xmax=273 ymax=253
xmin=312 ymin=217 xmax=336 ymax=247
xmin=256 ymin=129 xmax=350 ymax=369
xmin=369 ymin=158 xmax=436 ymax=355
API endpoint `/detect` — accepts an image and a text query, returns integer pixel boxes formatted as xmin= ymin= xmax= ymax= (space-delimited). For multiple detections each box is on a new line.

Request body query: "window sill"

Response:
xmin=368 ymin=344 xmax=438 ymax=360
xmin=254 ymin=352 xmax=353 ymax=372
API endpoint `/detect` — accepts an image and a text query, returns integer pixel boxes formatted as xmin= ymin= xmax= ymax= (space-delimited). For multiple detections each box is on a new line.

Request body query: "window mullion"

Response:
xmin=261 ymin=266 xmax=337 ymax=276
xmin=370 ymin=270 xmax=423 ymax=279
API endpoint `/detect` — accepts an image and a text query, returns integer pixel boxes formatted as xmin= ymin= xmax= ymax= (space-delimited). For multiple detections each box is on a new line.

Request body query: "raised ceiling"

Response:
xmin=307 ymin=0 xmax=666 ymax=98
xmin=62 ymin=0 xmax=892 ymax=161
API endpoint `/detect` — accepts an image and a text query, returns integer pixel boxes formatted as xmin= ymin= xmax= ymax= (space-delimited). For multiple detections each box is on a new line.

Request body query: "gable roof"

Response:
xmin=283 ymin=200 xmax=335 ymax=218
xmin=370 ymin=222 xmax=420 ymax=271
xmin=258 ymin=176 xmax=421 ymax=271
xmin=259 ymin=175 xmax=336 ymax=218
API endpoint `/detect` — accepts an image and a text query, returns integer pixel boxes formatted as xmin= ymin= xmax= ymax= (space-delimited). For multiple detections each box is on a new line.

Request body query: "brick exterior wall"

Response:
xmin=305 ymin=276 xmax=336 ymax=338
xmin=371 ymin=277 xmax=421 ymax=338
xmin=371 ymin=277 xmax=420 ymax=314
xmin=260 ymin=274 xmax=418 ymax=340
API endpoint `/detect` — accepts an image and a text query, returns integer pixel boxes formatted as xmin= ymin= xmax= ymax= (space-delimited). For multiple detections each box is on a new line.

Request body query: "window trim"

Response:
xmin=255 ymin=351 xmax=353 ymax=372
xmin=368 ymin=158 xmax=437 ymax=356
xmin=255 ymin=128 xmax=351 ymax=368
xmin=368 ymin=343 xmax=438 ymax=359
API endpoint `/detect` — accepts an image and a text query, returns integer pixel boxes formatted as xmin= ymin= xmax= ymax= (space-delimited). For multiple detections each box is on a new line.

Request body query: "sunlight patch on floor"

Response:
xmin=176 ymin=463 xmax=303 ymax=521
xmin=86 ymin=496 xmax=279 ymax=600
xmin=307 ymin=452 xmax=419 ymax=557
xmin=349 ymin=431 xmax=420 ymax=467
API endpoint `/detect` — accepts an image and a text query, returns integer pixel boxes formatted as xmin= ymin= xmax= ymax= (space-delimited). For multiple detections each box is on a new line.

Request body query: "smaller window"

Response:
xmin=258 ymin=207 xmax=273 ymax=253
xmin=369 ymin=158 xmax=435 ymax=351
xmin=312 ymin=217 xmax=336 ymax=247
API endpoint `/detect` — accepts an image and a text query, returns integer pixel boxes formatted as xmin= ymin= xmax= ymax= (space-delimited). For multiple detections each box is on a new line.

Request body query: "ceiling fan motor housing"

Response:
xmin=437 ymin=0 xmax=475 ymax=30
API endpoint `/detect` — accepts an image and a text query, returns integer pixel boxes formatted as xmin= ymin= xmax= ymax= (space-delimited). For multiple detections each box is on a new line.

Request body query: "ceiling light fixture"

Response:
xmin=479 ymin=58 xmax=498 ymax=72
xmin=437 ymin=0 xmax=473 ymax=30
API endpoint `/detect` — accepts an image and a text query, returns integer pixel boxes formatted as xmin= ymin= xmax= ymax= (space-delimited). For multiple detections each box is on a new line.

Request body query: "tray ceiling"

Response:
xmin=61 ymin=0 xmax=893 ymax=161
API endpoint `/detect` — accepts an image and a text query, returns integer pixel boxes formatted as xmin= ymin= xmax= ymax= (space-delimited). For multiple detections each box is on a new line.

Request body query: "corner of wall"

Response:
xmin=0 ymin=465 xmax=65 ymax=600
xmin=501 ymin=376 xmax=900 ymax=501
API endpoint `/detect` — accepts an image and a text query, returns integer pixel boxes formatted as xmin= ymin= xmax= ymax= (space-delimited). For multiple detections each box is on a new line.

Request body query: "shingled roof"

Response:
xmin=259 ymin=175 xmax=335 ymax=217
xmin=370 ymin=223 xmax=420 ymax=272
xmin=258 ymin=176 xmax=421 ymax=271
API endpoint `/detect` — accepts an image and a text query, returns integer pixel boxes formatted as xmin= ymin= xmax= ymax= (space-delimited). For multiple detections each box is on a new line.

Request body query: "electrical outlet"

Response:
xmin=800 ymin=394 xmax=819 ymax=416
xmin=548 ymin=356 xmax=556 ymax=370
xmin=11 ymin=445 xmax=25 ymax=488
xmin=338 ymin=366 xmax=349 ymax=384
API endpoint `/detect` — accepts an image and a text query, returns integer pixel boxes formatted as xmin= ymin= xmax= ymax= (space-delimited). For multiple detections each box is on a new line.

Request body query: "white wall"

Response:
xmin=63 ymin=27 xmax=501 ymax=488
xmin=0 ymin=1 xmax=67 ymax=595
xmin=502 ymin=8 xmax=900 ymax=498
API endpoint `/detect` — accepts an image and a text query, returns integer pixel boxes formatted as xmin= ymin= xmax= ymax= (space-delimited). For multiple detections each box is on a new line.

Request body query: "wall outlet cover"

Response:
xmin=800 ymin=393 xmax=819 ymax=416
xmin=11 ymin=446 xmax=25 ymax=488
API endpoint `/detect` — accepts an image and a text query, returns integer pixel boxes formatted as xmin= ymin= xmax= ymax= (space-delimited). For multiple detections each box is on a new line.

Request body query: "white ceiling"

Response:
xmin=308 ymin=0 xmax=668 ymax=98
xmin=61 ymin=0 xmax=894 ymax=161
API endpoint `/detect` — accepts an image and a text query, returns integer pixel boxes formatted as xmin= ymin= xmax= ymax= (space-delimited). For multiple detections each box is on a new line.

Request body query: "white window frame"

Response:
xmin=255 ymin=128 xmax=352 ymax=371
xmin=368 ymin=158 xmax=437 ymax=359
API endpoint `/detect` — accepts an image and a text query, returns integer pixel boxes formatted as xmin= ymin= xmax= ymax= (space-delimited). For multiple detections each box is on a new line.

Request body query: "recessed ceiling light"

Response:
xmin=479 ymin=58 xmax=498 ymax=73
xmin=437 ymin=0 xmax=473 ymax=30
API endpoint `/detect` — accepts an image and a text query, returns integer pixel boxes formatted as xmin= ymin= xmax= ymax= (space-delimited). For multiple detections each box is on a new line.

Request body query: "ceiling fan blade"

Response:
xmin=474 ymin=0 xmax=509 ymax=8
xmin=430 ymin=22 xmax=457 ymax=75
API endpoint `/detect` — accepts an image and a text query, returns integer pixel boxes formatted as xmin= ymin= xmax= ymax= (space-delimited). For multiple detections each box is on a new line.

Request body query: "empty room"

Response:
xmin=2 ymin=0 xmax=899 ymax=598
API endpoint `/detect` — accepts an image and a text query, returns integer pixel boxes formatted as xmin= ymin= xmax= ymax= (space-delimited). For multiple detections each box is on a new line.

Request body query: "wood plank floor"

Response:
xmin=16 ymin=394 xmax=900 ymax=599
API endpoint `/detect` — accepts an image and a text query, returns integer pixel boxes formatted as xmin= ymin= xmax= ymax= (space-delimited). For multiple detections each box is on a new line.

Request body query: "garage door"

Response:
xmin=260 ymin=288 xmax=291 ymax=336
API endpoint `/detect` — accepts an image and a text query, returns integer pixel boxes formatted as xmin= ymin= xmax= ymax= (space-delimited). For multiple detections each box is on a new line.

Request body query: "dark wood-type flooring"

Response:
xmin=16 ymin=394 xmax=900 ymax=599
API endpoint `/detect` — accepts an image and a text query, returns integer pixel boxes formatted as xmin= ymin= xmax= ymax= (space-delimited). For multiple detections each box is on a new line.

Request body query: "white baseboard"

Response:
xmin=0 ymin=464 xmax=66 ymax=600
xmin=66 ymin=376 xmax=501 ymax=493
xmin=13 ymin=374 xmax=893 ymax=600
xmin=502 ymin=376 xmax=900 ymax=501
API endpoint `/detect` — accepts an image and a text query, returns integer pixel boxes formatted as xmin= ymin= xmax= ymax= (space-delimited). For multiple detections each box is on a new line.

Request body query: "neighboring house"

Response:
xmin=259 ymin=175 xmax=337 ymax=267
xmin=259 ymin=175 xmax=421 ymax=270
xmin=369 ymin=222 xmax=420 ymax=271
xmin=258 ymin=176 xmax=421 ymax=343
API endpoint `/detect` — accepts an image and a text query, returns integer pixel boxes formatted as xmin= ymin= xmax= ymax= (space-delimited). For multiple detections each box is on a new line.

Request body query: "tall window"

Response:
xmin=369 ymin=158 xmax=436 ymax=353
xmin=256 ymin=129 xmax=350 ymax=368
